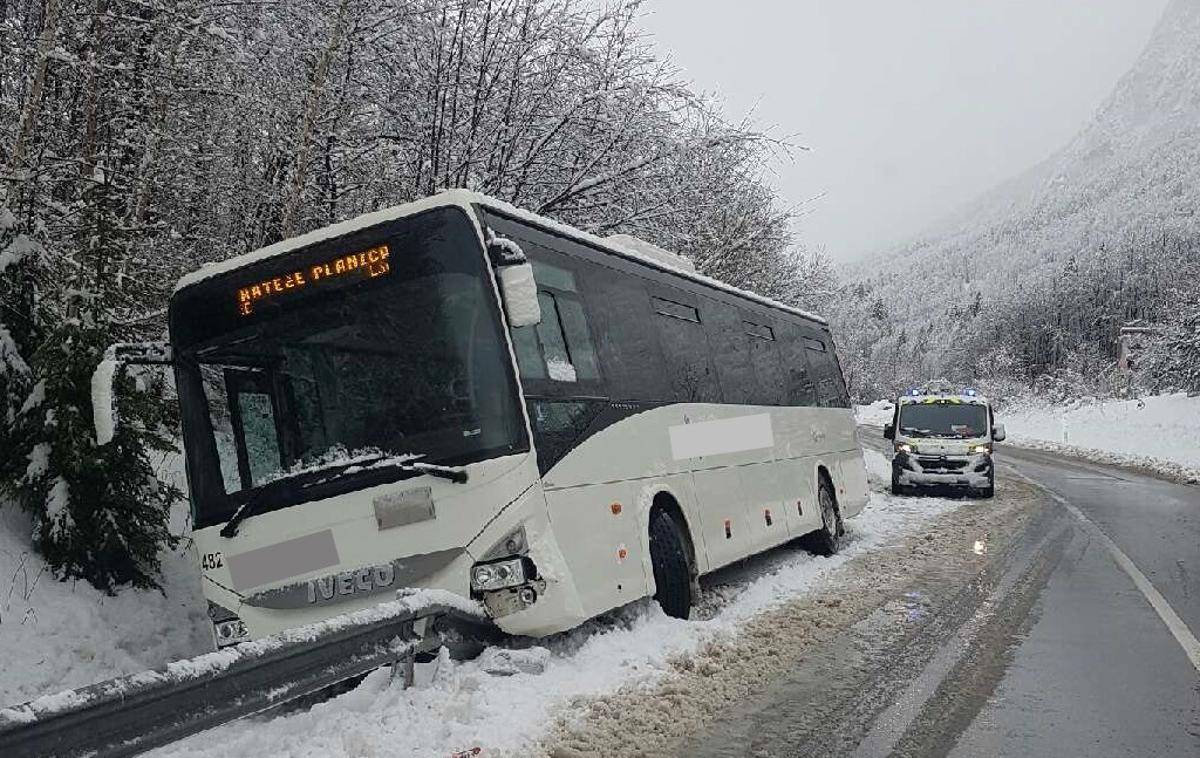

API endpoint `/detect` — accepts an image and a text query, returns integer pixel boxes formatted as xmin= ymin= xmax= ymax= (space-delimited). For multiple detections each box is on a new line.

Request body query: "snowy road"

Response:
xmin=659 ymin=433 xmax=1200 ymax=758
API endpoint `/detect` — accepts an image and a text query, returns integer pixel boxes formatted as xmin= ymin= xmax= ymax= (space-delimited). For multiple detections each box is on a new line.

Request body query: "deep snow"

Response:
xmin=0 ymin=501 xmax=210 ymax=708
xmin=999 ymin=393 xmax=1200 ymax=471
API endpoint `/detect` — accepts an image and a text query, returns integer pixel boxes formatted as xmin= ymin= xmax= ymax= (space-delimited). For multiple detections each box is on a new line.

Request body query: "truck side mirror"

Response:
xmin=883 ymin=424 xmax=895 ymax=440
xmin=487 ymin=233 xmax=541 ymax=328
xmin=91 ymin=342 xmax=173 ymax=445
xmin=992 ymin=423 xmax=1006 ymax=442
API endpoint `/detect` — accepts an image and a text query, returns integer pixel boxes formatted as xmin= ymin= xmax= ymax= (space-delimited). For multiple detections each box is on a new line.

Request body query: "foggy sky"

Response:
xmin=640 ymin=0 xmax=1171 ymax=262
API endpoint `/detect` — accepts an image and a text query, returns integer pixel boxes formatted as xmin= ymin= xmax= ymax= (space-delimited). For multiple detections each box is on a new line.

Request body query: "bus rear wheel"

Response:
xmin=809 ymin=479 xmax=843 ymax=557
xmin=649 ymin=510 xmax=694 ymax=619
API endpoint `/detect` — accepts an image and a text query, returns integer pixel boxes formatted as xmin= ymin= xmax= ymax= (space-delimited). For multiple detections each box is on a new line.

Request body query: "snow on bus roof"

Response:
xmin=477 ymin=193 xmax=829 ymax=326
xmin=172 ymin=190 xmax=828 ymax=326
xmin=173 ymin=192 xmax=462 ymax=293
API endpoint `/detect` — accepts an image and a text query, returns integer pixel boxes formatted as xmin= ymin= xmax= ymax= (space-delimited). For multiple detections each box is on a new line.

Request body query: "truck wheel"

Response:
xmin=649 ymin=510 xmax=693 ymax=619
xmin=890 ymin=470 xmax=908 ymax=496
xmin=809 ymin=479 xmax=843 ymax=556
xmin=977 ymin=472 xmax=995 ymax=499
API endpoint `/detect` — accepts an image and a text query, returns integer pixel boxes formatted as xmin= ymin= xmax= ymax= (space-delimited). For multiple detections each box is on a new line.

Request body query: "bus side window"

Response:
xmin=510 ymin=325 xmax=546 ymax=380
xmin=652 ymin=293 xmax=721 ymax=403
xmin=780 ymin=323 xmax=817 ymax=406
xmin=537 ymin=291 xmax=576 ymax=381
xmin=829 ymin=349 xmax=851 ymax=408
xmin=804 ymin=336 xmax=849 ymax=408
xmin=744 ymin=317 xmax=784 ymax=405
xmin=509 ymin=260 xmax=601 ymax=386
xmin=706 ymin=304 xmax=755 ymax=404
xmin=528 ymin=398 xmax=608 ymax=473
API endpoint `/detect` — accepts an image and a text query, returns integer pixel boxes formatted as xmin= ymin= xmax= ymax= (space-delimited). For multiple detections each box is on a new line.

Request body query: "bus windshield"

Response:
xmin=172 ymin=207 xmax=527 ymax=527
xmin=898 ymin=403 xmax=988 ymax=439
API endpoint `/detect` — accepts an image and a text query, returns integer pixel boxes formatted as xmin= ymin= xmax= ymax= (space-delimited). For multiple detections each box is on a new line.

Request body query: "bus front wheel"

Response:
xmin=649 ymin=510 xmax=694 ymax=619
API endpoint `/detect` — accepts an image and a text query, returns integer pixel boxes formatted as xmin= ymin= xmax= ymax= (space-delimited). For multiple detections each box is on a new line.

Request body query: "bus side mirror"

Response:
xmin=883 ymin=424 xmax=895 ymax=440
xmin=992 ymin=423 xmax=1006 ymax=442
xmin=91 ymin=342 xmax=173 ymax=445
xmin=487 ymin=232 xmax=541 ymax=328
xmin=497 ymin=262 xmax=541 ymax=327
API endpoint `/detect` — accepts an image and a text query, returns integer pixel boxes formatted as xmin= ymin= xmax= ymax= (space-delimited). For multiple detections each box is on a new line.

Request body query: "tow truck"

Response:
xmin=883 ymin=383 xmax=1006 ymax=498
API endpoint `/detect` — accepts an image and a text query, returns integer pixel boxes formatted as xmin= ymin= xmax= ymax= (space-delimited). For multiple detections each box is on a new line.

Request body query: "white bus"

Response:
xmin=142 ymin=191 xmax=867 ymax=646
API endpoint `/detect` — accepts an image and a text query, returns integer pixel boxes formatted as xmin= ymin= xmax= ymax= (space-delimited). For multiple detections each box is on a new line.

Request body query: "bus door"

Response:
xmin=501 ymin=237 xmax=652 ymax=615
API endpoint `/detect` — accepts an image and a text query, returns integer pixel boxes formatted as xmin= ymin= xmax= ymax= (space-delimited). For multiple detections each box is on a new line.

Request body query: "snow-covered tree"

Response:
xmin=1 ymin=0 xmax=185 ymax=590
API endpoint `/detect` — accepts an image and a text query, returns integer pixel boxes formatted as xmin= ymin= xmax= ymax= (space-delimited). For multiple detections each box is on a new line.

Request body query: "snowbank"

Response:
xmin=1000 ymin=393 xmax=1200 ymax=482
xmin=149 ymin=453 xmax=956 ymax=758
xmin=0 ymin=501 xmax=210 ymax=708
xmin=0 ymin=450 xmax=210 ymax=708
xmin=856 ymin=400 xmax=895 ymax=427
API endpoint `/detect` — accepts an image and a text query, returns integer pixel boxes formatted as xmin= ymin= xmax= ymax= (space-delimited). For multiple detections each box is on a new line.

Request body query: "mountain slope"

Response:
xmin=836 ymin=0 xmax=1200 ymax=399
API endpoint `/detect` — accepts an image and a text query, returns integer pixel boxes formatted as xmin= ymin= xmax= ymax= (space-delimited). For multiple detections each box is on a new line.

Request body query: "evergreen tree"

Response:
xmin=1140 ymin=290 xmax=1200 ymax=394
xmin=0 ymin=202 xmax=41 ymax=494
xmin=7 ymin=165 xmax=183 ymax=591
xmin=15 ymin=317 xmax=181 ymax=591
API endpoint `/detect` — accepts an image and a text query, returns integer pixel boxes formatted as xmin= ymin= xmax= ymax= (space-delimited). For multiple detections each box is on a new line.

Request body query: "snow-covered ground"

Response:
xmin=856 ymin=399 xmax=895 ymax=427
xmin=0 ymin=501 xmax=210 ymax=708
xmin=999 ymin=393 xmax=1200 ymax=467
xmin=147 ymin=451 xmax=957 ymax=758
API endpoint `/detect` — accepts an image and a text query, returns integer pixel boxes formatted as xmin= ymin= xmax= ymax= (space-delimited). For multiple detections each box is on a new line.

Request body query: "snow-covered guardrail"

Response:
xmin=0 ymin=589 xmax=486 ymax=758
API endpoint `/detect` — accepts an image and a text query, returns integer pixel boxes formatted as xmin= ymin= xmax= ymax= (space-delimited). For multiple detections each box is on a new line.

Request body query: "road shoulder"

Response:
xmin=541 ymin=477 xmax=1043 ymax=757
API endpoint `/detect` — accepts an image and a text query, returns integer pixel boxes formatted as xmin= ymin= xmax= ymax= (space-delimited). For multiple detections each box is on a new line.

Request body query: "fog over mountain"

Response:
xmin=835 ymin=0 xmax=1200 ymax=400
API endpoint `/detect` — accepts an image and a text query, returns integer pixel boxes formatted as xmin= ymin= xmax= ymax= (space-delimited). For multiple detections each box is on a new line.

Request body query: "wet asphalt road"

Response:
xmin=684 ymin=437 xmax=1200 ymax=758
xmin=947 ymin=446 xmax=1200 ymax=758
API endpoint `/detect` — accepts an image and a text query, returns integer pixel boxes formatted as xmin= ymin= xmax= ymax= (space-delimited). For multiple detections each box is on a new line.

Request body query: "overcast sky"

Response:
xmin=640 ymin=0 xmax=1171 ymax=262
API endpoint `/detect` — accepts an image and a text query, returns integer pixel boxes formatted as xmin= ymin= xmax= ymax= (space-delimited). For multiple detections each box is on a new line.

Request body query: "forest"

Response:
xmin=0 ymin=0 xmax=826 ymax=589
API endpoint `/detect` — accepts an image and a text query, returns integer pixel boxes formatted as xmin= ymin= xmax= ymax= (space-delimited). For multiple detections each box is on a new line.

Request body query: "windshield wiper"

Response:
xmin=220 ymin=488 xmax=272 ymax=539
xmin=220 ymin=463 xmax=344 ymax=538
xmin=409 ymin=461 xmax=469 ymax=483
xmin=219 ymin=457 xmax=469 ymax=538
xmin=337 ymin=457 xmax=469 ymax=484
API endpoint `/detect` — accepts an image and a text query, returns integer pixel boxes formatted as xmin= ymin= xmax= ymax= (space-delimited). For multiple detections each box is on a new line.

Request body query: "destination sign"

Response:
xmin=236 ymin=243 xmax=391 ymax=316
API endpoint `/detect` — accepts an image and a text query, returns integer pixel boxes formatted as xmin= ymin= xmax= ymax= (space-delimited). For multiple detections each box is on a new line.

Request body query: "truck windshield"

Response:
xmin=898 ymin=403 xmax=988 ymax=439
xmin=171 ymin=207 xmax=527 ymax=528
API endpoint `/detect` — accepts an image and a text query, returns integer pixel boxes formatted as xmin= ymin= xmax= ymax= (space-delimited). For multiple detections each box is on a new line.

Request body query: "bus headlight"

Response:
xmin=471 ymin=558 xmax=526 ymax=592
xmin=213 ymin=618 xmax=249 ymax=647
xmin=208 ymin=601 xmax=249 ymax=648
